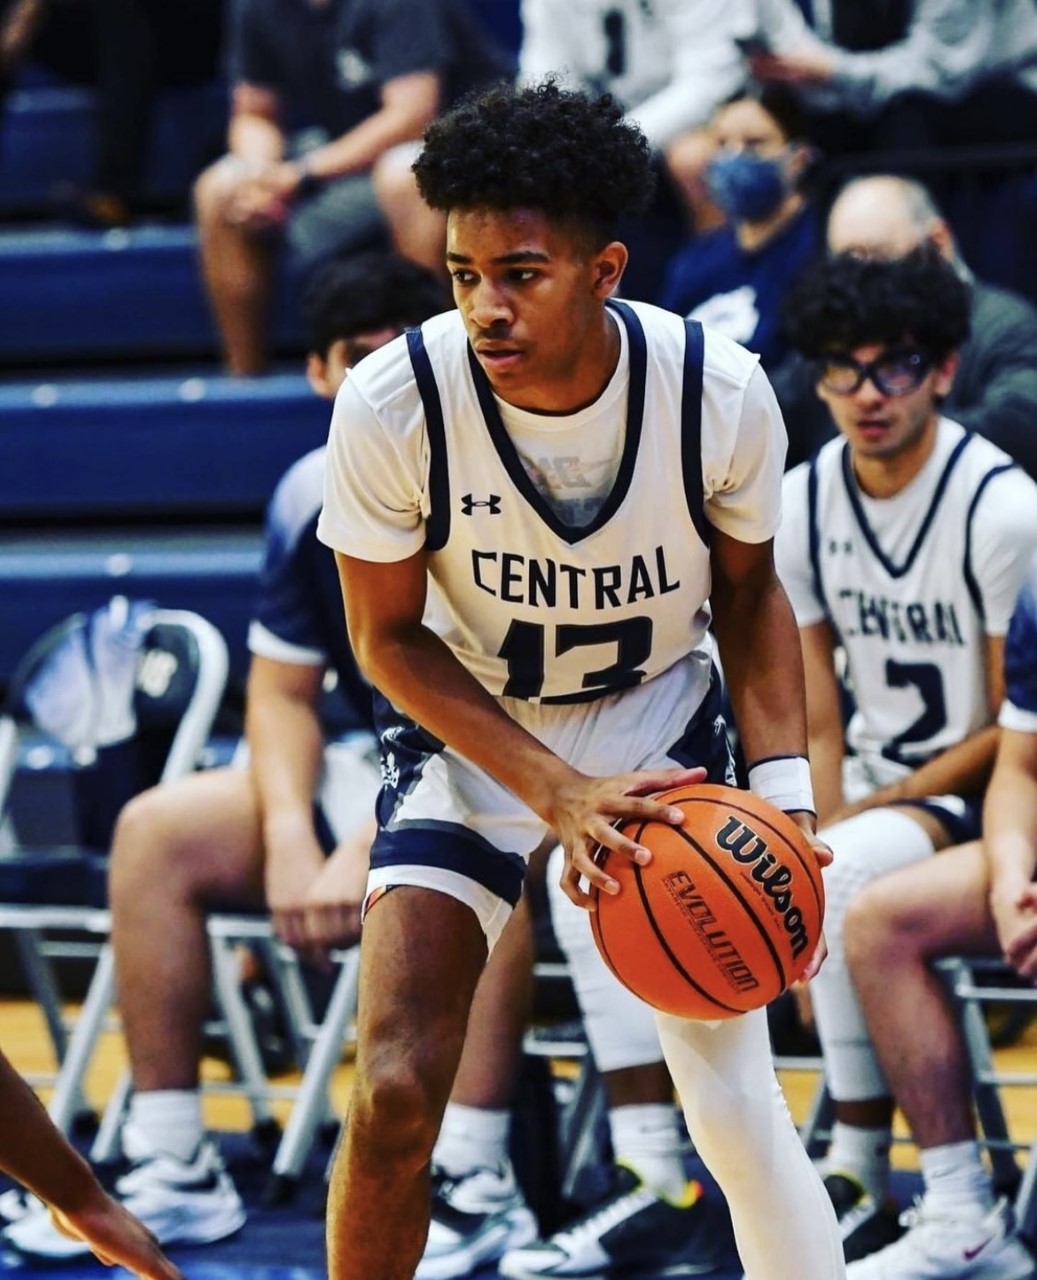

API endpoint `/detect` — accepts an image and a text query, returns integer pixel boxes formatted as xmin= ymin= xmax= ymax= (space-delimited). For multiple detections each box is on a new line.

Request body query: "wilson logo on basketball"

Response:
xmin=662 ymin=870 xmax=761 ymax=995
xmin=715 ymin=816 xmax=810 ymax=958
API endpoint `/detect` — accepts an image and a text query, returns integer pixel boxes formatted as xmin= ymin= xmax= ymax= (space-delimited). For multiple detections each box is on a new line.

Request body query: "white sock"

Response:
xmin=432 ymin=1103 xmax=510 ymax=1177
xmin=125 ymin=1090 xmax=203 ymax=1163
xmin=608 ymin=1103 xmax=688 ymax=1201
xmin=920 ymin=1141 xmax=994 ymax=1218
xmin=825 ymin=1121 xmax=891 ymax=1202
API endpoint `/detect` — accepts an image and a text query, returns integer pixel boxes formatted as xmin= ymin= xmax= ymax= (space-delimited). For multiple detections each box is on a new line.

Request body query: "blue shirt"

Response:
xmin=249 ymin=446 xmax=372 ymax=731
xmin=659 ymin=205 xmax=819 ymax=370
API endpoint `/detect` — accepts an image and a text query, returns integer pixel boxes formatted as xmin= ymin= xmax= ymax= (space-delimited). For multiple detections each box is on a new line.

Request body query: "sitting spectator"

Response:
xmin=374 ymin=0 xmax=747 ymax=283
xmin=774 ymin=174 xmax=1037 ymax=474
xmin=775 ymin=248 xmax=1037 ymax=1263
xmin=1 ymin=252 xmax=450 ymax=1261
xmin=836 ymin=560 xmax=1037 ymax=1276
xmin=194 ymin=0 xmax=510 ymax=376
xmin=0 ymin=0 xmax=223 ymax=225
xmin=658 ymin=83 xmax=819 ymax=370
xmin=0 ymin=1048 xmax=182 ymax=1279
xmin=740 ymin=0 xmax=1037 ymax=154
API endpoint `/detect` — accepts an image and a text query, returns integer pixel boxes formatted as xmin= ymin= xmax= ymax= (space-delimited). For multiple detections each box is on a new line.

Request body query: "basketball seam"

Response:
xmin=630 ymin=860 xmax=745 ymax=1016
xmin=663 ymin=790 xmax=825 ymax=917
xmin=672 ymin=825 xmax=790 ymax=990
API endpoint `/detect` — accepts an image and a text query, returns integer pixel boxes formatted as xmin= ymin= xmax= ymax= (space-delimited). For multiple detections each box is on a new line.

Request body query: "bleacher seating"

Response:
xmin=0 ymin=371 xmax=327 ymax=520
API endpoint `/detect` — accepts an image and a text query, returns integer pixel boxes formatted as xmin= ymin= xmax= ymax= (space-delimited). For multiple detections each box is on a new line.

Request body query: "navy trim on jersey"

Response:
xmin=806 ymin=454 xmax=829 ymax=617
xmin=369 ymin=823 xmax=526 ymax=906
xmin=894 ymin=796 xmax=982 ymax=846
xmin=462 ymin=301 xmax=648 ymax=546
xmin=963 ymin=461 xmax=1017 ymax=622
xmin=679 ymin=318 xmax=709 ymax=547
xmin=407 ymin=327 xmax=451 ymax=552
xmin=840 ymin=433 xmax=972 ymax=579
xmin=664 ymin=669 xmax=737 ymax=784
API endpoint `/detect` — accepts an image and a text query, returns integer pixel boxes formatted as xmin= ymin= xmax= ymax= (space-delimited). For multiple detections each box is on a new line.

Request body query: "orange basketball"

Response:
xmin=590 ymin=783 xmax=825 ymax=1020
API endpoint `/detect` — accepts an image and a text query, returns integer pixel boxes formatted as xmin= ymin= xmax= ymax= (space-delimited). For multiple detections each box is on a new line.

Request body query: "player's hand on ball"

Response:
xmin=551 ymin=765 xmax=708 ymax=909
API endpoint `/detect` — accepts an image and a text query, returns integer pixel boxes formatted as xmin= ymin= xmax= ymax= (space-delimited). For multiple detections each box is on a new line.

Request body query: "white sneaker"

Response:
xmin=846 ymin=1198 xmax=1035 ymax=1279
xmin=2 ymin=1139 xmax=246 ymax=1260
xmin=417 ymin=1164 xmax=537 ymax=1280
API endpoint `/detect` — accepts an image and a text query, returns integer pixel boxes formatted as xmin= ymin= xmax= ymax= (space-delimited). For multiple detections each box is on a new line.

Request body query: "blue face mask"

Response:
xmin=705 ymin=150 xmax=790 ymax=223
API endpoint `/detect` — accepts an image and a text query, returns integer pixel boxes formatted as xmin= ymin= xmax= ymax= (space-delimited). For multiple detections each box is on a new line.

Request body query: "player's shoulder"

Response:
xmin=954 ymin=419 xmax=1037 ymax=504
xmin=620 ymin=299 xmax=761 ymax=391
xmin=269 ymin=446 xmax=326 ymax=524
xmin=344 ymin=308 xmax=463 ymax=414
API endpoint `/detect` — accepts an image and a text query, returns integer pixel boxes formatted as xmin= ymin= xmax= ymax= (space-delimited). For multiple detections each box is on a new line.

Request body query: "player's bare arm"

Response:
xmin=985 ymin=727 xmax=1037 ymax=980
xmin=246 ymin=653 xmax=329 ymax=956
xmin=799 ymin=620 xmax=848 ymax=823
xmin=336 ymin=548 xmax=705 ymax=907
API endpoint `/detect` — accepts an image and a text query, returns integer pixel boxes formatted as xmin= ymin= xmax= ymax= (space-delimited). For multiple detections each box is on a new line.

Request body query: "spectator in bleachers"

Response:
xmin=741 ymin=0 xmax=1037 ymax=154
xmin=0 ymin=1048 xmax=182 ymax=1279
xmin=834 ymin=557 xmax=1037 ymax=1277
xmin=773 ymin=174 xmax=1037 ymax=474
xmin=657 ymin=83 xmax=820 ymax=371
xmin=374 ymin=0 xmax=748 ymax=280
xmin=194 ymin=0 xmax=511 ymax=377
xmin=775 ymin=247 xmax=1037 ymax=1265
xmin=1 ymin=252 xmax=450 ymax=1262
xmin=0 ymin=0 xmax=223 ymax=226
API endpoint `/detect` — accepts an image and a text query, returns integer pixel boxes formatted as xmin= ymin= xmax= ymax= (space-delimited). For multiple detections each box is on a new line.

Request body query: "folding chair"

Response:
xmin=0 ymin=598 xmax=229 ymax=1134
xmin=935 ymin=955 xmax=1037 ymax=1242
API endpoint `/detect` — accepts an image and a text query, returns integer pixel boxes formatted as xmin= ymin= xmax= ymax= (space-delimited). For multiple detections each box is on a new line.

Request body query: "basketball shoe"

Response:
xmin=2 ymin=1136 xmax=245 ymax=1260
xmin=824 ymin=1172 xmax=904 ymax=1261
xmin=845 ymin=1197 xmax=1035 ymax=1279
xmin=497 ymin=1164 xmax=723 ymax=1277
xmin=416 ymin=1162 xmax=538 ymax=1279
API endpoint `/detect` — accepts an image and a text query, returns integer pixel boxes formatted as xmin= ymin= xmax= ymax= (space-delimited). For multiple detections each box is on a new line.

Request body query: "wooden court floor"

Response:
xmin=6 ymin=995 xmax=1037 ymax=1177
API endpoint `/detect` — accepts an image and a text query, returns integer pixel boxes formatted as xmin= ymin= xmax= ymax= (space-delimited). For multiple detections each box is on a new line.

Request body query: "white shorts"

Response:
xmin=365 ymin=651 xmax=735 ymax=947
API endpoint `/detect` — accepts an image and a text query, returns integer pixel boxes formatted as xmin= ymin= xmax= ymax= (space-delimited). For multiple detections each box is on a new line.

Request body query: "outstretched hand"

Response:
xmin=996 ymin=884 xmax=1037 ymax=981
xmin=49 ymin=1192 xmax=183 ymax=1279
xmin=551 ymin=766 xmax=708 ymax=909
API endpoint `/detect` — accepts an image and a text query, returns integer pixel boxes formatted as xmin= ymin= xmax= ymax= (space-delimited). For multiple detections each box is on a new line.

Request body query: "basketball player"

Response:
xmin=776 ymin=248 xmax=1037 ymax=1267
xmin=316 ymin=80 xmax=844 ymax=1280
xmin=837 ymin=569 xmax=1037 ymax=1275
xmin=0 ymin=1048 xmax=182 ymax=1279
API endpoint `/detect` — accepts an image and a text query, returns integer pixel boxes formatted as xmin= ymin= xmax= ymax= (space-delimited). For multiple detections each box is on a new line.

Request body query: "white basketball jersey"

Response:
xmin=804 ymin=423 xmax=1017 ymax=782
xmin=408 ymin=301 xmax=714 ymax=703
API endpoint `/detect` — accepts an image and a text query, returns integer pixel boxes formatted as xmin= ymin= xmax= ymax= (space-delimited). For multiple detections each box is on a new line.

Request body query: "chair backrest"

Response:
xmin=0 ymin=598 xmax=228 ymax=852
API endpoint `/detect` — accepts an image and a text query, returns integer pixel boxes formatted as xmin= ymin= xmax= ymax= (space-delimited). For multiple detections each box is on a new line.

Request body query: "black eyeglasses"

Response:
xmin=815 ymin=349 xmax=933 ymax=397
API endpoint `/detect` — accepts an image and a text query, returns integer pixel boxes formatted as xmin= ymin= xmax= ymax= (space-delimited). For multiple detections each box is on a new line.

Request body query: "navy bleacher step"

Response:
xmin=0 ymin=528 xmax=262 ymax=684
xmin=0 ymin=81 xmax=227 ymax=212
xmin=0 ymin=224 xmax=303 ymax=362
xmin=0 ymin=371 xmax=329 ymax=520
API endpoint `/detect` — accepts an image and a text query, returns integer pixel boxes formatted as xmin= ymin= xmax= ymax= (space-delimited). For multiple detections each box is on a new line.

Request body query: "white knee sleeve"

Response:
xmin=813 ymin=807 xmax=935 ymax=1101
xmin=545 ymin=845 xmax=664 ymax=1072
xmin=656 ymin=1008 xmax=844 ymax=1279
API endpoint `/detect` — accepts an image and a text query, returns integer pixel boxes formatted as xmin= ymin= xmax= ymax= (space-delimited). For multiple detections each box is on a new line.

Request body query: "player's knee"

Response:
xmin=348 ymin=1046 xmax=443 ymax=1166
xmin=844 ymin=878 xmax=915 ymax=973
xmin=109 ymin=785 xmax=196 ymax=908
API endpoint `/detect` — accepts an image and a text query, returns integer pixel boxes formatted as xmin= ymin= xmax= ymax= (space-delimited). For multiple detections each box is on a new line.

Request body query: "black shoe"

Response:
xmin=824 ymin=1173 xmax=904 ymax=1262
xmin=499 ymin=1164 xmax=725 ymax=1277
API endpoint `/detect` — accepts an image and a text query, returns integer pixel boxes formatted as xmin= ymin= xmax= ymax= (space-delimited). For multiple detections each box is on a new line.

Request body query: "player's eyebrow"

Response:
xmin=446 ymin=250 xmax=552 ymax=265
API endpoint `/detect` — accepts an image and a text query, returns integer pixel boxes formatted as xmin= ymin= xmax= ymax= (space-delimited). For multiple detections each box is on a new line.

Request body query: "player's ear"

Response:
xmin=306 ymin=351 xmax=332 ymax=397
xmin=592 ymin=241 xmax=628 ymax=298
xmin=933 ymin=349 xmax=958 ymax=399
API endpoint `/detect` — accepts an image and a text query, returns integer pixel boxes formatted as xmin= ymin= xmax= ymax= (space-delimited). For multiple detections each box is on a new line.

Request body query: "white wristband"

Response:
xmin=747 ymin=755 xmax=815 ymax=815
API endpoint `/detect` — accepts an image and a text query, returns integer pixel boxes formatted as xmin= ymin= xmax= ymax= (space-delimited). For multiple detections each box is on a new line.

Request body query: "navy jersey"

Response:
xmin=249 ymin=447 xmax=372 ymax=731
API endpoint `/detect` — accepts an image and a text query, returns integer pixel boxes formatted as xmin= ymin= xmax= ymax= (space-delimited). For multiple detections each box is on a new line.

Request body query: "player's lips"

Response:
xmin=475 ymin=343 xmax=525 ymax=370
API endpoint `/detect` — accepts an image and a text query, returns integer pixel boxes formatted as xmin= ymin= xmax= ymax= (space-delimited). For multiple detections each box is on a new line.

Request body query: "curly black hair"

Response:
xmin=300 ymin=252 xmax=451 ymax=357
xmin=782 ymin=245 xmax=971 ymax=360
xmin=413 ymin=79 xmax=654 ymax=244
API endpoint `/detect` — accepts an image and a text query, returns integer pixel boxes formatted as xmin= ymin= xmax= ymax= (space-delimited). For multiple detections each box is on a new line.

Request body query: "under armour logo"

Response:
xmin=461 ymin=494 xmax=502 ymax=515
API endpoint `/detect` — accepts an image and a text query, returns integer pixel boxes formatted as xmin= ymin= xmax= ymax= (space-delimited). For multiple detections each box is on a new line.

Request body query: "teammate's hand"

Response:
xmin=49 ymin=1191 xmax=183 ymax=1279
xmin=301 ymin=825 xmax=374 ymax=964
xmin=264 ymin=817 xmax=326 ymax=952
xmin=993 ymin=883 xmax=1037 ymax=981
xmin=551 ymin=766 xmax=708 ymax=910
